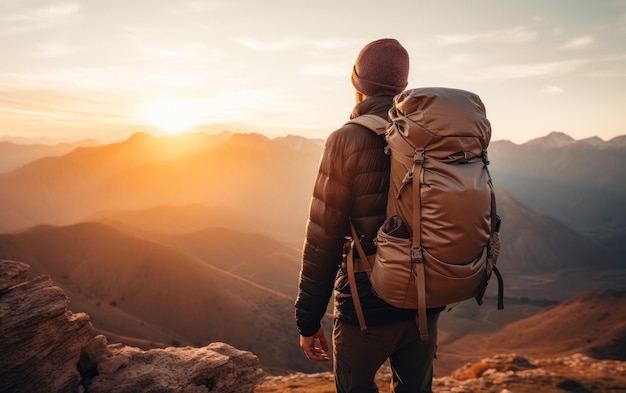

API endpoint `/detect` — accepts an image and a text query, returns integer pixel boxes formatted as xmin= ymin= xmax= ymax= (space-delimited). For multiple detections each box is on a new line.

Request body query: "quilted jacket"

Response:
xmin=295 ymin=95 xmax=417 ymax=337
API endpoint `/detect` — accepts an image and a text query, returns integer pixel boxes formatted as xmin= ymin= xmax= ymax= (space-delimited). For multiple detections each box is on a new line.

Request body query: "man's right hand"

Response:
xmin=299 ymin=326 xmax=330 ymax=362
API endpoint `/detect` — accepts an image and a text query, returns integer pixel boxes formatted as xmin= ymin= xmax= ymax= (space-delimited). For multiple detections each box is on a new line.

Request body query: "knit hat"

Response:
xmin=351 ymin=38 xmax=409 ymax=96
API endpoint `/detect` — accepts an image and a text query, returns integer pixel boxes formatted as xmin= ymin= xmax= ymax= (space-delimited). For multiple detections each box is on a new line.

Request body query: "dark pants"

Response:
xmin=333 ymin=313 xmax=439 ymax=393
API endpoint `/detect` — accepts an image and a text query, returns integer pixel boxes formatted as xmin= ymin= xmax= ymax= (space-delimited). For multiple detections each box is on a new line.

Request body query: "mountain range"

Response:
xmin=0 ymin=138 xmax=101 ymax=173
xmin=489 ymin=131 xmax=626 ymax=255
xmin=0 ymin=129 xmax=624 ymax=375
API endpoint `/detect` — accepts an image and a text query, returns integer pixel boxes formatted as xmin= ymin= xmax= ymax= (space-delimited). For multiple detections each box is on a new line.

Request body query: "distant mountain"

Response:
xmin=0 ymin=222 xmax=330 ymax=374
xmin=273 ymin=134 xmax=325 ymax=152
xmin=0 ymin=131 xmax=320 ymax=242
xmin=489 ymin=132 xmax=626 ymax=255
xmin=523 ymin=131 xmax=576 ymax=148
xmin=0 ymin=139 xmax=101 ymax=173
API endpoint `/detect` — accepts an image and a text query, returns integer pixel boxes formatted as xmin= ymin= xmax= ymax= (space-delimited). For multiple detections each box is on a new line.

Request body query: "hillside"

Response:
xmin=0 ymin=222 xmax=331 ymax=374
xmin=438 ymin=289 xmax=626 ymax=375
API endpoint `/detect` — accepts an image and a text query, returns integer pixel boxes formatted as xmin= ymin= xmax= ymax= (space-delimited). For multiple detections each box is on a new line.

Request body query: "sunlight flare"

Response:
xmin=137 ymin=98 xmax=206 ymax=134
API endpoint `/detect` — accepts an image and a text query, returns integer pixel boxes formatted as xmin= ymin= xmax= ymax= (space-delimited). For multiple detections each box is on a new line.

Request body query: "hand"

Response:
xmin=299 ymin=326 xmax=330 ymax=362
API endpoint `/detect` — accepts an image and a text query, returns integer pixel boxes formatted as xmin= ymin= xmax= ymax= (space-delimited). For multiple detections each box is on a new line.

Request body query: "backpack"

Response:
xmin=346 ymin=87 xmax=504 ymax=340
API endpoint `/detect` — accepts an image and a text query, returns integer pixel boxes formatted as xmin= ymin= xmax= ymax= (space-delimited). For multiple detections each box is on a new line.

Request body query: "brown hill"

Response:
xmin=165 ymin=228 xmax=302 ymax=298
xmin=88 ymin=203 xmax=304 ymax=248
xmin=0 ymin=222 xmax=331 ymax=374
xmin=91 ymin=218 xmax=304 ymax=299
xmin=87 ymin=204 xmax=250 ymax=235
xmin=438 ymin=289 xmax=626 ymax=375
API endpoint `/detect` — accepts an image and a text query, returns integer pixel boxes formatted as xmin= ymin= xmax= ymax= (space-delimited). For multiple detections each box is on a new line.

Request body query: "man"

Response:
xmin=295 ymin=39 xmax=441 ymax=393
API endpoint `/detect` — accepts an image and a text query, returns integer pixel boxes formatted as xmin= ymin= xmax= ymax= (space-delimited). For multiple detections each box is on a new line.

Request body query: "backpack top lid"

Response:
xmin=388 ymin=87 xmax=492 ymax=152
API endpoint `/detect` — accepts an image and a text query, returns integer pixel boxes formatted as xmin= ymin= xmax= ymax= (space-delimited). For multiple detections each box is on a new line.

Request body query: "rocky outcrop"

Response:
xmin=0 ymin=260 xmax=94 ymax=393
xmin=0 ymin=260 xmax=266 ymax=393
xmin=81 ymin=335 xmax=265 ymax=393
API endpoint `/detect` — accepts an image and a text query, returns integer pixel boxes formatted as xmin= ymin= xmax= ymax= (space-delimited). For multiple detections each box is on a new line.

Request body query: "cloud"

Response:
xmin=182 ymin=1 xmax=230 ymax=12
xmin=234 ymin=36 xmax=355 ymax=52
xmin=561 ymin=36 xmax=594 ymax=49
xmin=134 ymin=44 xmax=194 ymax=60
xmin=234 ymin=37 xmax=299 ymax=51
xmin=299 ymin=64 xmax=346 ymax=77
xmin=541 ymin=85 xmax=564 ymax=94
xmin=438 ymin=25 xmax=537 ymax=45
xmin=473 ymin=54 xmax=626 ymax=80
xmin=476 ymin=58 xmax=590 ymax=79
xmin=0 ymin=3 xmax=81 ymax=35
xmin=33 ymin=42 xmax=80 ymax=57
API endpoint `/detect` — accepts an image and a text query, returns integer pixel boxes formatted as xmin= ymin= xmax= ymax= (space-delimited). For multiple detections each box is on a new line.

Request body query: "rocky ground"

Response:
xmin=255 ymin=353 xmax=626 ymax=393
xmin=3 ymin=258 xmax=624 ymax=393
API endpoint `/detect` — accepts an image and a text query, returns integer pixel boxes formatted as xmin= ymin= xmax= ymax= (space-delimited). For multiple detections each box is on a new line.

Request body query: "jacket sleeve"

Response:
xmin=295 ymin=129 xmax=354 ymax=337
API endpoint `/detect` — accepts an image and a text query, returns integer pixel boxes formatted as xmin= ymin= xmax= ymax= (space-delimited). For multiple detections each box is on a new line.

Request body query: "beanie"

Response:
xmin=351 ymin=38 xmax=409 ymax=96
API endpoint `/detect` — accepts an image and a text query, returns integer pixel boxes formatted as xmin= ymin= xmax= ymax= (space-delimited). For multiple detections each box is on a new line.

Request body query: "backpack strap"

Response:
xmin=348 ymin=222 xmax=372 ymax=331
xmin=346 ymin=114 xmax=388 ymax=136
xmin=479 ymin=151 xmax=505 ymax=310
xmin=344 ymin=113 xmax=388 ymax=332
xmin=410 ymin=149 xmax=430 ymax=341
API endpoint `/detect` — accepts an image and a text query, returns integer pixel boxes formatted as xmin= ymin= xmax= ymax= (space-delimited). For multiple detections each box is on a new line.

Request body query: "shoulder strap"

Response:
xmin=348 ymin=222 xmax=370 ymax=331
xmin=347 ymin=114 xmax=388 ymax=135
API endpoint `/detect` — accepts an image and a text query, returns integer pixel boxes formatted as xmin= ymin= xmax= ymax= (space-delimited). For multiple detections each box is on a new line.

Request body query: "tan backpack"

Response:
xmin=347 ymin=87 xmax=503 ymax=340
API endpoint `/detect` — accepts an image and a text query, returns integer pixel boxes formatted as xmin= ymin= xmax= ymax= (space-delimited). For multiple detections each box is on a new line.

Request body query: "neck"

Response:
xmin=355 ymin=91 xmax=368 ymax=104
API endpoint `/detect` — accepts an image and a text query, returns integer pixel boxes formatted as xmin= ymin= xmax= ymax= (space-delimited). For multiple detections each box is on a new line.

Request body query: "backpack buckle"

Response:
xmin=411 ymin=246 xmax=423 ymax=263
xmin=482 ymin=150 xmax=490 ymax=165
xmin=413 ymin=150 xmax=425 ymax=165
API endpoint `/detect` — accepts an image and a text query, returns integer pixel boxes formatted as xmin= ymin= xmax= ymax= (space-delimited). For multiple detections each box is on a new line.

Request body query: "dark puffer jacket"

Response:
xmin=295 ymin=95 xmax=416 ymax=337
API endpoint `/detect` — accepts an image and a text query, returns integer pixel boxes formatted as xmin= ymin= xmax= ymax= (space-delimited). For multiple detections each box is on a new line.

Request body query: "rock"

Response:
xmin=0 ymin=260 xmax=94 ymax=393
xmin=0 ymin=259 xmax=29 ymax=291
xmin=434 ymin=353 xmax=626 ymax=392
xmin=256 ymin=353 xmax=626 ymax=392
xmin=1 ymin=260 xmax=266 ymax=393
xmin=85 ymin=340 xmax=266 ymax=393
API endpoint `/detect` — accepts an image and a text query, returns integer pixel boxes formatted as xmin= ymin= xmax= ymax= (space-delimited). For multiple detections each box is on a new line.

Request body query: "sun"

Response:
xmin=137 ymin=98 xmax=205 ymax=134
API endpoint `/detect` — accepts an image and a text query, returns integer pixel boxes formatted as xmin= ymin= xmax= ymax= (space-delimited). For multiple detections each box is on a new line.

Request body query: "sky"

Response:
xmin=0 ymin=0 xmax=625 ymax=144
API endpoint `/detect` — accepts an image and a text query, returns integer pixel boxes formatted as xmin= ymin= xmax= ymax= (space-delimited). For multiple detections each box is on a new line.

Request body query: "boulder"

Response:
xmin=83 ymin=337 xmax=265 ymax=393
xmin=0 ymin=260 xmax=94 ymax=393
xmin=0 ymin=260 xmax=266 ymax=393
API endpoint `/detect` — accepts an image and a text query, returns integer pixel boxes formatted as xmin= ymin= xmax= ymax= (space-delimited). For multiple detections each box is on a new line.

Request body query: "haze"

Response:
xmin=1 ymin=0 xmax=625 ymax=144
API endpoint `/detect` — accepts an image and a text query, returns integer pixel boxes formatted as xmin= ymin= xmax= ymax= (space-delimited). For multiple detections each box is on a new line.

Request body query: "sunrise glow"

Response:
xmin=0 ymin=1 xmax=625 ymax=143
xmin=137 ymin=99 xmax=206 ymax=135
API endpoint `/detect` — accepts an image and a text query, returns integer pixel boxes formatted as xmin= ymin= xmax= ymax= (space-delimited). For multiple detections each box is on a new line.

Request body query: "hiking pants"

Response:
xmin=333 ymin=313 xmax=439 ymax=393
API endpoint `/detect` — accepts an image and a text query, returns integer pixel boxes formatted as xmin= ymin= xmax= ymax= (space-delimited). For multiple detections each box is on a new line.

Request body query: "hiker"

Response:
xmin=295 ymin=38 xmax=443 ymax=393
